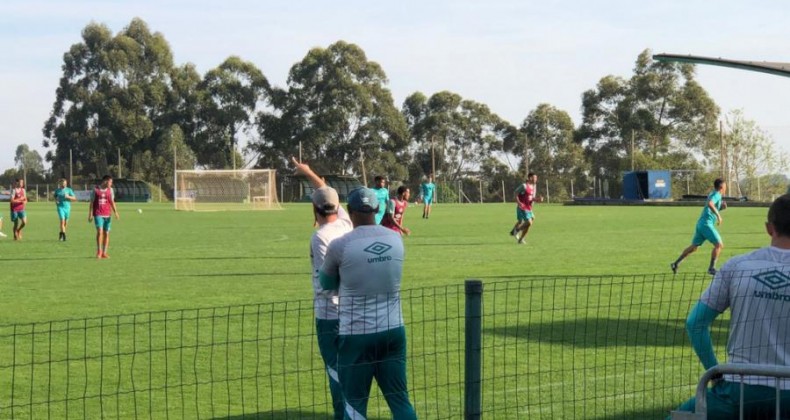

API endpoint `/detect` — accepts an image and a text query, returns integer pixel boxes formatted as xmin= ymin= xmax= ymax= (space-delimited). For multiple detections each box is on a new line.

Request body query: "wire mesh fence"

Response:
xmin=0 ymin=273 xmax=719 ymax=419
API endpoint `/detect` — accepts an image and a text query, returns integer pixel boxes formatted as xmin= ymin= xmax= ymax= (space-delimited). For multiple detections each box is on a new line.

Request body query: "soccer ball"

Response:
xmin=137 ymin=209 xmax=143 ymax=214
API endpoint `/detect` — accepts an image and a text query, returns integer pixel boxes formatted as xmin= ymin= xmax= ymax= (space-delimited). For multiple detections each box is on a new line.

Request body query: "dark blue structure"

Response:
xmin=623 ymin=171 xmax=672 ymax=200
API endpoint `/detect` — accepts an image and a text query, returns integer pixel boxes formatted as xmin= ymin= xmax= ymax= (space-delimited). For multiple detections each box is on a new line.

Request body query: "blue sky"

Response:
xmin=2 ymin=0 xmax=789 ymax=173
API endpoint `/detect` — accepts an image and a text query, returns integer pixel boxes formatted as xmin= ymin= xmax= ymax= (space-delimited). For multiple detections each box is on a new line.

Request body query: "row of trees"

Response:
xmin=32 ymin=18 xmax=788 ymax=200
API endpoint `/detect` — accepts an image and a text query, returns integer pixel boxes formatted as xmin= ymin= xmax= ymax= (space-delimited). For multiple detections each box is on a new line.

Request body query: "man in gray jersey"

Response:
xmin=294 ymin=157 xmax=353 ymax=420
xmin=320 ymin=187 xmax=417 ymax=420
xmin=671 ymin=194 xmax=790 ymax=418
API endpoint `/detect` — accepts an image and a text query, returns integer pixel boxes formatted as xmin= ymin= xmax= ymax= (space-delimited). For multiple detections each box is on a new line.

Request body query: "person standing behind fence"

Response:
xmin=89 ymin=175 xmax=120 ymax=259
xmin=670 ymin=194 xmax=790 ymax=419
xmin=320 ymin=187 xmax=417 ymax=420
xmin=292 ymin=157 xmax=352 ymax=420
xmin=372 ymin=176 xmax=389 ymax=225
xmin=54 ymin=178 xmax=77 ymax=241
xmin=670 ymin=178 xmax=726 ymax=276
xmin=509 ymin=172 xmax=537 ymax=245
xmin=420 ymin=175 xmax=435 ymax=219
xmin=10 ymin=178 xmax=27 ymax=240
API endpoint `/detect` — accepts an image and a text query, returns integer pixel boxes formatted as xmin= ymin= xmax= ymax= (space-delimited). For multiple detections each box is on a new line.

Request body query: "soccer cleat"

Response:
xmin=707 ymin=267 xmax=717 ymax=276
xmin=96 ymin=251 xmax=103 ymax=259
xmin=101 ymin=253 xmax=110 ymax=259
xmin=670 ymin=262 xmax=678 ymax=274
xmin=509 ymin=228 xmax=516 ymax=236
xmin=62 ymin=233 xmax=67 ymax=242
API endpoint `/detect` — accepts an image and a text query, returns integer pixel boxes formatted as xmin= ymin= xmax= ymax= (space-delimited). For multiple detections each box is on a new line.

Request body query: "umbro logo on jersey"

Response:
xmin=753 ymin=270 xmax=790 ymax=290
xmin=364 ymin=242 xmax=393 ymax=263
xmin=364 ymin=242 xmax=392 ymax=256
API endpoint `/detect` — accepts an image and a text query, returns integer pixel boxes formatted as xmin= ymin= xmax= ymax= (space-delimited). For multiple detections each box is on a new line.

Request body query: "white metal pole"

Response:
xmin=570 ymin=179 xmax=574 ymax=198
xmin=545 ymin=179 xmax=550 ymax=204
xmin=479 ymin=179 xmax=483 ymax=203
xmin=501 ymin=180 xmax=506 ymax=203
xmin=69 ymin=148 xmax=73 ymax=186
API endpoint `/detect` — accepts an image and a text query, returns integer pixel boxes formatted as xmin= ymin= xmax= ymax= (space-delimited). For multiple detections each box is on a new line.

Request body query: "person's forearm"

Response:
xmin=686 ymin=301 xmax=721 ymax=370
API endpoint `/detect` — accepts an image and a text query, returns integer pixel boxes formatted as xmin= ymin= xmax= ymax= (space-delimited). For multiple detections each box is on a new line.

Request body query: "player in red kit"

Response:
xmin=10 ymin=178 xmax=28 ymax=240
xmin=382 ymin=186 xmax=411 ymax=236
xmin=509 ymin=172 xmax=538 ymax=244
xmin=89 ymin=175 xmax=120 ymax=259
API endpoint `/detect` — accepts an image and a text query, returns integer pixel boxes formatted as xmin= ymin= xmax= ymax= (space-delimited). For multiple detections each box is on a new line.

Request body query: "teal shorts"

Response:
xmin=94 ymin=216 xmax=112 ymax=232
xmin=10 ymin=211 xmax=26 ymax=222
xmin=57 ymin=207 xmax=70 ymax=221
xmin=692 ymin=223 xmax=721 ymax=246
xmin=423 ymin=195 xmax=433 ymax=205
xmin=516 ymin=208 xmax=534 ymax=222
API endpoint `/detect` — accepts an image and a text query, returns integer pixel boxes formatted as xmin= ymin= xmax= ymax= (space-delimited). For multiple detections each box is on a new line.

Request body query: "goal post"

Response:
xmin=174 ymin=169 xmax=281 ymax=211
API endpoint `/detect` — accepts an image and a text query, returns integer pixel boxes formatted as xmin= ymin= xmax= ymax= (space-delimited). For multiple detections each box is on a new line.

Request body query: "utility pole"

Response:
xmin=431 ymin=135 xmax=436 ymax=179
xmin=69 ymin=148 xmax=73 ymax=186
xmin=631 ymin=131 xmax=635 ymax=171
xmin=360 ymin=148 xmax=367 ymax=186
xmin=720 ymin=120 xmax=725 ymax=181
xmin=117 ymin=147 xmax=122 ymax=178
xmin=523 ymin=134 xmax=529 ymax=177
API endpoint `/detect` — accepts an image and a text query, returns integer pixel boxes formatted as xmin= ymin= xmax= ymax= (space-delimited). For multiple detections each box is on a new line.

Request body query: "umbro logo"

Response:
xmin=753 ymin=270 xmax=790 ymax=291
xmin=364 ymin=242 xmax=392 ymax=256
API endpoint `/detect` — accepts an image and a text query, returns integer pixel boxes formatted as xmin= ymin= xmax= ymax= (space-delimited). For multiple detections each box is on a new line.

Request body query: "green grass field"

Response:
xmin=1 ymin=201 xmax=767 ymax=324
xmin=0 ymin=202 xmax=770 ymax=419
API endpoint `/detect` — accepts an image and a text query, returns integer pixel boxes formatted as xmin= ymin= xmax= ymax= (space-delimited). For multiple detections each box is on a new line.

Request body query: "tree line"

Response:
xmin=11 ymin=18 xmax=786 ymax=200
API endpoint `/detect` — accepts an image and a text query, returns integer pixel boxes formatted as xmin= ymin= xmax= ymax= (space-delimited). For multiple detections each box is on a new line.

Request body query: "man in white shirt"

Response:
xmin=293 ymin=157 xmax=353 ymax=420
xmin=320 ymin=187 xmax=417 ymax=420
xmin=672 ymin=194 xmax=790 ymax=418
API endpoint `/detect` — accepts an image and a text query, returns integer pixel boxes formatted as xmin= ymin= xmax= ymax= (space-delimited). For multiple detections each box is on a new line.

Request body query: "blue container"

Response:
xmin=623 ymin=171 xmax=671 ymax=200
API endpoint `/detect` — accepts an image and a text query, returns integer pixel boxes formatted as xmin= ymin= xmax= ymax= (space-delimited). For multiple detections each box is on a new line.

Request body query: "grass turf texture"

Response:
xmin=0 ymin=202 xmax=767 ymax=418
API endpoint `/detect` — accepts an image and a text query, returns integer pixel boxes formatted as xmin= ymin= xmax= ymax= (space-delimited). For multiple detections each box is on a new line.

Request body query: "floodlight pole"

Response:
xmin=69 ymin=148 xmax=73 ymax=186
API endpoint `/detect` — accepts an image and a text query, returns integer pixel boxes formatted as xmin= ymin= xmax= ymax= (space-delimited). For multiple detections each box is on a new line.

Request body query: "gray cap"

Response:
xmin=347 ymin=187 xmax=380 ymax=213
xmin=312 ymin=186 xmax=340 ymax=214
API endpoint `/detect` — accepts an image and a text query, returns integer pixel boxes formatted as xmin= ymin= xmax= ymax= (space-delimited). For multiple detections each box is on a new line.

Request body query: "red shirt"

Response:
xmin=10 ymin=188 xmax=26 ymax=212
xmin=382 ymin=199 xmax=407 ymax=232
xmin=517 ymin=183 xmax=535 ymax=211
xmin=92 ymin=187 xmax=114 ymax=217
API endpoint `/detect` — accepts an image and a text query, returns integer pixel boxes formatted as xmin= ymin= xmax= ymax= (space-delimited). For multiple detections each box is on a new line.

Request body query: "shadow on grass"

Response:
xmin=212 ymin=411 xmax=388 ymax=420
xmin=486 ymin=317 xmax=728 ymax=348
xmin=588 ymin=406 xmax=672 ymax=419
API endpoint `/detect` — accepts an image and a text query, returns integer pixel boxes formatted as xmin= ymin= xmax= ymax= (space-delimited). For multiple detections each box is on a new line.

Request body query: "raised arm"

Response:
xmin=292 ymin=157 xmax=326 ymax=189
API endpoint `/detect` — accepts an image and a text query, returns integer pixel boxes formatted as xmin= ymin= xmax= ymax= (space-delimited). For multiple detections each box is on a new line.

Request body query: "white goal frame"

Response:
xmin=174 ymin=169 xmax=281 ymax=211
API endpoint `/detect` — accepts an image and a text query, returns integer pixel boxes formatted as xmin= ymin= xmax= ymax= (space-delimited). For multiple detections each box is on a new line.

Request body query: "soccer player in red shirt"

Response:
xmin=89 ymin=175 xmax=120 ymax=259
xmin=10 ymin=178 xmax=28 ymax=240
xmin=382 ymin=186 xmax=411 ymax=236
xmin=509 ymin=173 xmax=538 ymax=244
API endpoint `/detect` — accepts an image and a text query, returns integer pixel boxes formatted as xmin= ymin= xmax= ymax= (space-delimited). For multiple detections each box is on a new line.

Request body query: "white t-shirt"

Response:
xmin=310 ymin=206 xmax=353 ymax=320
xmin=321 ymin=225 xmax=405 ymax=335
xmin=701 ymin=246 xmax=790 ymax=388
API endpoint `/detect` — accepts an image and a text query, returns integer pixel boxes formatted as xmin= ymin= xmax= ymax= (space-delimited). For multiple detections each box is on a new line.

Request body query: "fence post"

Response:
xmin=464 ymin=279 xmax=483 ymax=420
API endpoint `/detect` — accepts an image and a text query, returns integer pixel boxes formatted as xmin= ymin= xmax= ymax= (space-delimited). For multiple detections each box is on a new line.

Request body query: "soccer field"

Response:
xmin=0 ymin=202 xmax=769 ymax=418
xmin=0 ymin=201 xmax=767 ymax=324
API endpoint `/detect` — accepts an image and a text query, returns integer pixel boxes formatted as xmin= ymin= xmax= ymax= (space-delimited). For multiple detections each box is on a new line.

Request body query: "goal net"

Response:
xmin=174 ymin=169 xmax=281 ymax=211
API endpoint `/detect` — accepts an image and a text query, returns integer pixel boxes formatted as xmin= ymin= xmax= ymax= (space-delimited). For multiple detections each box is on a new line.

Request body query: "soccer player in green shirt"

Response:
xmin=372 ymin=175 xmax=389 ymax=225
xmin=671 ymin=178 xmax=726 ymax=275
xmin=54 ymin=178 xmax=77 ymax=241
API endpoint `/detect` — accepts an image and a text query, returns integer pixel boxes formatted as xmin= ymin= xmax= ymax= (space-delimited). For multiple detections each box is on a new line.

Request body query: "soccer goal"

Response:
xmin=174 ymin=169 xmax=281 ymax=211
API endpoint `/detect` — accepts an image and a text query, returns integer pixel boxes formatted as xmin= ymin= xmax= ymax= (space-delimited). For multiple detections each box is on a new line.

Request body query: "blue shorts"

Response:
xmin=516 ymin=208 xmax=534 ymax=222
xmin=692 ymin=223 xmax=721 ymax=246
xmin=423 ymin=196 xmax=433 ymax=205
xmin=57 ymin=207 xmax=70 ymax=221
xmin=11 ymin=211 xmax=26 ymax=222
xmin=94 ymin=216 xmax=112 ymax=232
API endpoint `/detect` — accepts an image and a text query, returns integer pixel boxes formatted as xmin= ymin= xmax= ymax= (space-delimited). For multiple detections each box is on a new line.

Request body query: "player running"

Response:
xmin=373 ymin=175 xmax=389 ymax=225
xmin=509 ymin=173 xmax=538 ymax=244
xmin=420 ymin=174 xmax=435 ymax=219
xmin=382 ymin=186 xmax=411 ymax=236
xmin=10 ymin=178 xmax=28 ymax=240
xmin=670 ymin=178 xmax=726 ymax=275
xmin=54 ymin=178 xmax=77 ymax=241
xmin=89 ymin=175 xmax=120 ymax=259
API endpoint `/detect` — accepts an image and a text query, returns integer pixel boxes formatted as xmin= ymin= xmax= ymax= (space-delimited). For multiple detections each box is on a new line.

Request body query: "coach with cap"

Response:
xmin=319 ymin=187 xmax=417 ymax=420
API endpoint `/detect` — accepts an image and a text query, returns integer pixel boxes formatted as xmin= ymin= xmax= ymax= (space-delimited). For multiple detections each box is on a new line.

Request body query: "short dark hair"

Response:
xmin=374 ymin=176 xmax=385 ymax=183
xmin=102 ymin=175 xmax=113 ymax=182
xmin=397 ymin=186 xmax=409 ymax=196
xmin=527 ymin=172 xmax=536 ymax=179
xmin=713 ymin=178 xmax=724 ymax=190
xmin=768 ymin=194 xmax=790 ymax=237
xmin=16 ymin=178 xmax=23 ymax=183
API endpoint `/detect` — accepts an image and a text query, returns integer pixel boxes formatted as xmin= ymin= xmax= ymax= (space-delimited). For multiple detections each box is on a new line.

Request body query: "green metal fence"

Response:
xmin=0 ymin=273 xmax=718 ymax=419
